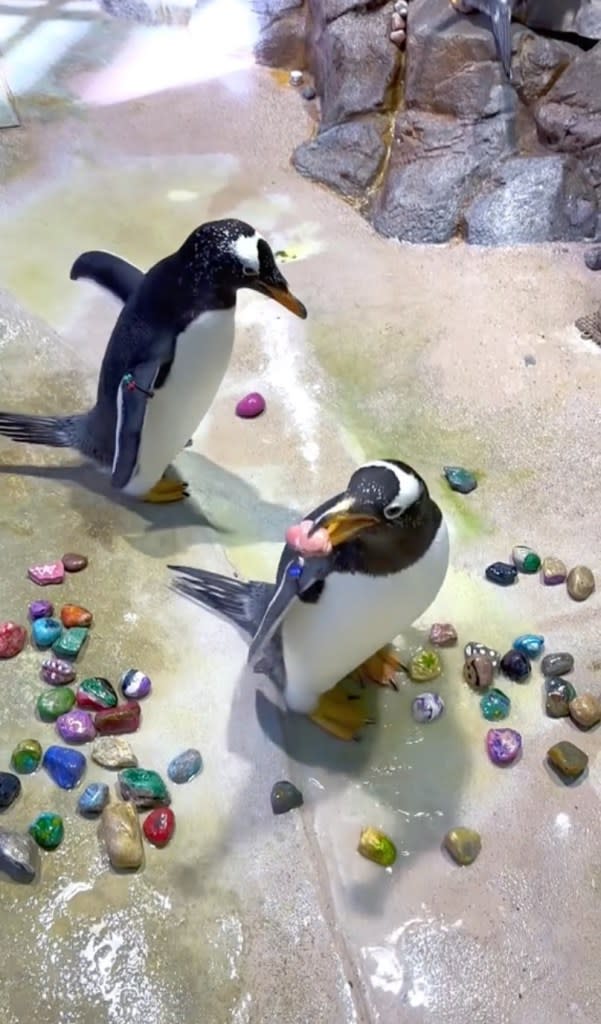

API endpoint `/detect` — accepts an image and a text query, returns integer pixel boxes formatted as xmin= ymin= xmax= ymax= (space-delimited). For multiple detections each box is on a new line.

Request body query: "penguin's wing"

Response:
xmin=110 ymin=360 xmax=164 ymax=489
xmin=70 ymin=251 xmax=144 ymax=305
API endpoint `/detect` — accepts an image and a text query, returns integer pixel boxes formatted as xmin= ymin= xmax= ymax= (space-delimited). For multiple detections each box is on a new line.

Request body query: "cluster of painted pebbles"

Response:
xmin=485 ymin=545 xmax=595 ymax=602
xmin=0 ymin=554 xmax=202 ymax=883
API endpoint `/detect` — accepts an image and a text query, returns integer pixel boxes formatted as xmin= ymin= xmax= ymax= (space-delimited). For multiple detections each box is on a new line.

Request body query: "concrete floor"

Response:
xmin=1 ymin=3 xmax=601 ymax=1023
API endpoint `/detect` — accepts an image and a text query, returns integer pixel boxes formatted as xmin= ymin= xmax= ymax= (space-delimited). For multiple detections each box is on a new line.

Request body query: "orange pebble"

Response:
xmin=60 ymin=604 xmax=93 ymax=628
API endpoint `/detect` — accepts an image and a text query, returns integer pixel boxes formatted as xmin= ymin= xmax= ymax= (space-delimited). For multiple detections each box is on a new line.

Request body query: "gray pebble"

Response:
xmin=541 ymin=652 xmax=574 ymax=677
xmin=271 ymin=780 xmax=303 ymax=815
xmin=584 ymin=247 xmax=601 ymax=272
xmin=167 ymin=748 xmax=203 ymax=784
xmin=0 ymin=828 xmax=39 ymax=883
xmin=301 ymin=85 xmax=316 ymax=101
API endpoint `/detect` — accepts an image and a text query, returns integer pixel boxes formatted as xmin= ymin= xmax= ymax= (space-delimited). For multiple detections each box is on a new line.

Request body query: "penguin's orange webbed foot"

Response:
xmin=143 ymin=478 xmax=189 ymax=504
xmin=355 ymin=645 xmax=401 ymax=690
xmin=309 ymin=681 xmax=374 ymax=741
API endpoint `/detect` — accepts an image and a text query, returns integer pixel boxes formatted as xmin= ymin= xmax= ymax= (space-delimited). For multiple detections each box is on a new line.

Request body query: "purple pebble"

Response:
xmin=120 ymin=668 xmax=152 ymax=699
xmin=29 ymin=600 xmax=54 ymax=621
xmin=56 ymin=709 xmax=96 ymax=744
xmin=41 ymin=657 xmax=76 ymax=686
xmin=486 ymin=727 xmax=522 ymax=766
xmin=235 ymin=392 xmax=266 ymax=419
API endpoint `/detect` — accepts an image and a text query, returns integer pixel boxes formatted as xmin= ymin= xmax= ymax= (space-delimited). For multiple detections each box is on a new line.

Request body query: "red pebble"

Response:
xmin=0 ymin=621 xmax=27 ymax=659
xmin=94 ymin=700 xmax=141 ymax=735
xmin=143 ymin=807 xmax=175 ymax=848
xmin=285 ymin=519 xmax=332 ymax=557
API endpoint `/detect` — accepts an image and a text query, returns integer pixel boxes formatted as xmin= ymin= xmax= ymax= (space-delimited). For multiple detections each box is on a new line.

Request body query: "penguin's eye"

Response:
xmin=384 ymin=502 xmax=403 ymax=520
xmin=241 ymin=265 xmax=259 ymax=277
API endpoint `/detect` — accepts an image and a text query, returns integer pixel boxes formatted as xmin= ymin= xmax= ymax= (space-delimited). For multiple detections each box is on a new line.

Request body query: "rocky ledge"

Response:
xmin=254 ymin=0 xmax=601 ymax=245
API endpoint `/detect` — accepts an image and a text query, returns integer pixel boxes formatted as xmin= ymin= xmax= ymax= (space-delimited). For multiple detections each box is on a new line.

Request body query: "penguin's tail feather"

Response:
xmin=0 ymin=412 xmax=79 ymax=448
xmin=168 ymin=564 xmax=274 ymax=638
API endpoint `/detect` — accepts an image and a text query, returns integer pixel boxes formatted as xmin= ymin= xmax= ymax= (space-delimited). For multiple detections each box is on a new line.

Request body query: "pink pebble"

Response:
xmin=286 ymin=519 xmax=332 ymax=557
xmin=28 ymin=561 xmax=65 ymax=586
xmin=235 ymin=392 xmax=266 ymax=419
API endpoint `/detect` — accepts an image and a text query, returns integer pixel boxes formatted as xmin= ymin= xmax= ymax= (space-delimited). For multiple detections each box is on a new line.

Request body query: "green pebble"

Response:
xmin=29 ymin=812 xmax=64 ymax=850
xmin=52 ymin=627 xmax=89 ymax=660
xmin=357 ymin=827 xmax=397 ymax=867
xmin=480 ymin=687 xmax=511 ymax=721
xmin=11 ymin=739 xmax=43 ymax=774
xmin=118 ymin=767 xmax=171 ymax=808
xmin=547 ymin=740 xmax=588 ymax=782
xmin=545 ymin=677 xmax=577 ymax=719
xmin=37 ymin=687 xmax=75 ymax=722
xmin=522 ymin=553 xmax=541 ymax=573
xmin=443 ymin=826 xmax=482 ymax=866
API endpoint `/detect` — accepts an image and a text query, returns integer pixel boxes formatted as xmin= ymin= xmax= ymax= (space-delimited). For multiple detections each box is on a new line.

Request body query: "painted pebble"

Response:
xmin=60 ymin=605 xmax=93 ymax=628
xmin=357 ymin=827 xmax=397 ymax=867
xmin=0 ymin=829 xmax=39 ymax=883
xmin=486 ymin=727 xmax=522 ymax=766
xmin=37 ymin=687 xmax=75 ymax=722
xmin=429 ymin=622 xmax=457 ymax=647
xmin=28 ymin=561 xmax=65 ymax=586
xmin=78 ymin=782 xmax=109 ymax=816
xmin=11 ymin=739 xmax=42 ymax=774
xmin=541 ymin=556 xmax=567 ymax=586
xmin=411 ymin=692 xmax=444 ymax=723
xmin=485 ymin=562 xmax=517 ymax=586
xmin=0 ymin=622 xmax=27 ymax=659
xmin=480 ymin=688 xmax=511 ymax=721
xmin=513 ymin=634 xmax=544 ymax=658
xmin=464 ymin=641 xmax=499 ymax=669
xmin=443 ymin=827 xmax=481 ymax=866
xmin=95 ymin=701 xmax=141 ymax=736
xmin=120 ymin=669 xmax=152 ymax=700
xmin=567 ymin=566 xmax=595 ymax=602
xmin=408 ymin=648 xmax=441 ymax=682
xmin=0 ymin=772 xmax=21 ymax=810
xmin=289 ymin=70 xmax=303 ymax=86
xmin=512 ymin=545 xmax=541 ymax=574
xmin=547 ymin=740 xmax=588 ymax=782
xmin=31 ymin=617 xmax=62 ymax=649
xmin=541 ymin=652 xmax=574 ymax=677
xmin=235 ymin=392 xmax=266 ymax=419
xmin=56 ymin=709 xmax=96 ymax=744
xmin=500 ymin=649 xmax=531 ymax=682
xmin=62 ymin=552 xmax=88 ymax=573
xmin=167 ymin=748 xmax=202 ymax=784
xmin=463 ymin=655 xmax=494 ymax=691
xmin=52 ymin=626 xmax=89 ymax=661
xmin=569 ymin=693 xmax=601 ymax=730
xmin=102 ymin=802 xmax=144 ymax=870
xmin=43 ymin=745 xmax=86 ymax=789
xmin=443 ymin=466 xmax=477 ymax=494
xmin=41 ymin=657 xmax=76 ymax=685
xmin=91 ymin=737 xmax=138 ymax=770
xmin=76 ymin=677 xmax=118 ymax=711
xmin=545 ymin=677 xmax=577 ymax=718
xmin=29 ymin=600 xmax=53 ymax=621
xmin=143 ymin=807 xmax=176 ymax=848
xmin=29 ymin=812 xmax=64 ymax=851
xmin=118 ymin=767 xmax=170 ymax=809
xmin=270 ymin=781 xmax=304 ymax=815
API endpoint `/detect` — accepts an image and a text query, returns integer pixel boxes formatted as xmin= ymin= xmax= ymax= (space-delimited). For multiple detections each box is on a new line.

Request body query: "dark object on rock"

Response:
xmin=62 ymin=552 xmax=88 ymax=573
xmin=485 ymin=561 xmax=517 ymax=586
xmin=302 ymin=84 xmax=316 ymax=100
xmin=0 ymin=772 xmax=21 ymax=810
xmin=271 ymin=780 xmax=304 ymax=815
xmin=584 ymin=247 xmax=601 ymax=271
xmin=547 ymin=740 xmax=588 ymax=782
xmin=293 ymin=119 xmax=387 ymax=199
xmin=541 ymin=652 xmax=574 ymax=677
xmin=500 ymin=649 xmax=531 ymax=682
xmin=443 ymin=466 xmax=477 ymax=494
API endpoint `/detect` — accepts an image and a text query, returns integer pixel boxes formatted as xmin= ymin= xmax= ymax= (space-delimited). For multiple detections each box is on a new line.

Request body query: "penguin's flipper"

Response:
xmin=70 ymin=251 xmax=144 ymax=305
xmin=247 ymin=551 xmax=333 ymax=667
xmin=111 ymin=362 xmax=159 ymax=491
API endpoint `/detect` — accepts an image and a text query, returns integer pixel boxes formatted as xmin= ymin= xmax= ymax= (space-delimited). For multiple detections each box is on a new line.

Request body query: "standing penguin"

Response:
xmin=0 ymin=219 xmax=307 ymax=503
xmin=169 ymin=459 xmax=450 ymax=740
xmin=450 ymin=0 xmax=514 ymax=80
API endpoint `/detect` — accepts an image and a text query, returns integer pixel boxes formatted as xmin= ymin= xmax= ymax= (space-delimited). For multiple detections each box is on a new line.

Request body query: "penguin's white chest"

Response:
xmin=125 ymin=308 xmax=236 ymax=495
xmin=281 ymin=521 xmax=450 ymax=713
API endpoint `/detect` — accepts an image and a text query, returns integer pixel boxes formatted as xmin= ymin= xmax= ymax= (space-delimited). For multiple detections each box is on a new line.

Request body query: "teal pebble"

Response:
xmin=513 ymin=634 xmax=545 ymax=658
xmin=32 ymin=617 xmax=63 ymax=649
xmin=443 ymin=466 xmax=477 ymax=495
xmin=480 ymin=688 xmax=511 ymax=721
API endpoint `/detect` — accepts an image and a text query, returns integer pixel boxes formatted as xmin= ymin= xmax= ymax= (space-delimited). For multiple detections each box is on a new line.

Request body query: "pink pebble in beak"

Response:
xmin=285 ymin=519 xmax=332 ymax=557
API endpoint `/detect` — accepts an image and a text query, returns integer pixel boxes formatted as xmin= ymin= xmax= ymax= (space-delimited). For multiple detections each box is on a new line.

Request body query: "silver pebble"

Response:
xmin=289 ymin=70 xmax=304 ymax=87
xmin=394 ymin=0 xmax=409 ymax=13
xmin=412 ymin=692 xmax=444 ymax=723
xmin=0 ymin=828 xmax=39 ymax=883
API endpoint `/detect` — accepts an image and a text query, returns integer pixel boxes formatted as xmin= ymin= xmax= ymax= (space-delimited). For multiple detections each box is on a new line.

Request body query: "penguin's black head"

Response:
xmin=182 ymin=219 xmax=307 ymax=319
xmin=311 ymin=460 xmax=427 ymax=547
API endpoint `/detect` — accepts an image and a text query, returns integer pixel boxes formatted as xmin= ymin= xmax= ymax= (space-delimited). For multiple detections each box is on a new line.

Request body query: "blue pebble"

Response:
xmin=32 ymin=617 xmax=63 ymax=649
xmin=485 ymin=561 xmax=518 ymax=586
xmin=43 ymin=745 xmax=86 ymax=790
xmin=167 ymin=748 xmax=203 ymax=784
xmin=443 ymin=466 xmax=477 ymax=495
xmin=78 ymin=782 xmax=109 ymax=816
xmin=513 ymin=634 xmax=545 ymax=658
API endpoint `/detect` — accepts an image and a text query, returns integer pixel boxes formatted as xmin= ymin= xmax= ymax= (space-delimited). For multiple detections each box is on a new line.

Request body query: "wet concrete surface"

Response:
xmin=1 ymin=3 xmax=601 ymax=1023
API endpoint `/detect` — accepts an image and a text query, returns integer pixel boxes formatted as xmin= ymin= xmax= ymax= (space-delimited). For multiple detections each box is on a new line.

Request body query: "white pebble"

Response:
xmin=390 ymin=28 xmax=406 ymax=46
xmin=289 ymin=70 xmax=304 ymax=87
xmin=391 ymin=11 xmax=404 ymax=30
xmin=394 ymin=0 xmax=409 ymax=14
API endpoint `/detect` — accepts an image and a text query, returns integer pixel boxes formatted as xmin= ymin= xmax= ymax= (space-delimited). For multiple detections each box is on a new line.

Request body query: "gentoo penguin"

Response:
xmin=0 ymin=219 xmax=307 ymax=503
xmin=169 ymin=459 xmax=450 ymax=740
xmin=450 ymin=0 xmax=513 ymax=80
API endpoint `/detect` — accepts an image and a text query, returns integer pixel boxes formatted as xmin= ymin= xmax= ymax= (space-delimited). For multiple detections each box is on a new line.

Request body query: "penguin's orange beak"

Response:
xmin=261 ymin=283 xmax=307 ymax=319
xmin=312 ymin=499 xmax=380 ymax=547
